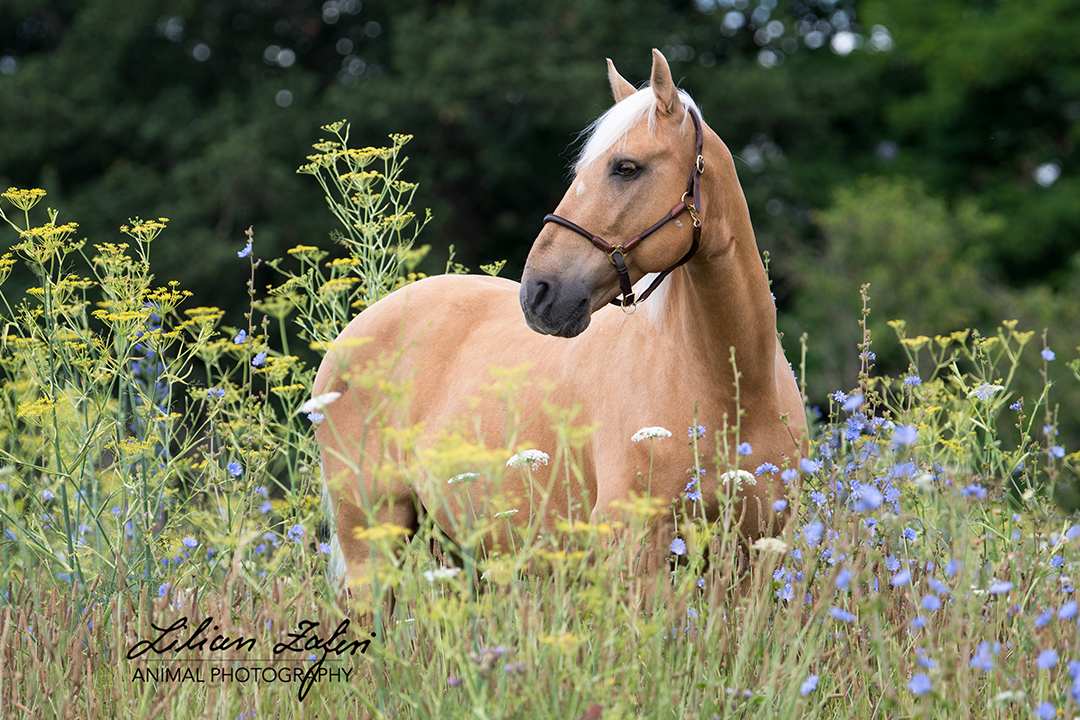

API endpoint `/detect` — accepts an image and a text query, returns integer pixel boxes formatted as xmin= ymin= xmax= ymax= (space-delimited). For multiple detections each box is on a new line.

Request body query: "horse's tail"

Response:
xmin=321 ymin=463 xmax=348 ymax=587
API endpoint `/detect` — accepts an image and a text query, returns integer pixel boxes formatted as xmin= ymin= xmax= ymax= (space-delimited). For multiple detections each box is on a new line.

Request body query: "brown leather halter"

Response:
xmin=542 ymin=106 xmax=705 ymax=310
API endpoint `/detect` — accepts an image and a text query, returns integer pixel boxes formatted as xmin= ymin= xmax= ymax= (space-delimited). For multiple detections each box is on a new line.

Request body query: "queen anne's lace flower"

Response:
xmin=506 ymin=449 xmax=549 ymax=471
xmin=720 ymin=469 xmax=756 ymax=489
xmin=300 ymin=392 xmax=342 ymax=414
xmin=631 ymin=426 xmax=671 ymax=442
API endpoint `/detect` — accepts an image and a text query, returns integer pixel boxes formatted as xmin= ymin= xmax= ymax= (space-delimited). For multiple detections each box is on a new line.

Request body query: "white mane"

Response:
xmin=576 ymin=87 xmax=700 ymax=172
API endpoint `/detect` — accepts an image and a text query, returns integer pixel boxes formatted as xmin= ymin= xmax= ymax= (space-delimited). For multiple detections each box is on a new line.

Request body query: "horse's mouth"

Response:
xmin=523 ymin=300 xmax=590 ymax=338
xmin=520 ymin=280 xmax=591 ymax=338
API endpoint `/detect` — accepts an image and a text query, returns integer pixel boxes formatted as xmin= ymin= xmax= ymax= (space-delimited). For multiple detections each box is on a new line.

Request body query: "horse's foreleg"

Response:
xmin=334 ymin=489 xmax=419 ymax=614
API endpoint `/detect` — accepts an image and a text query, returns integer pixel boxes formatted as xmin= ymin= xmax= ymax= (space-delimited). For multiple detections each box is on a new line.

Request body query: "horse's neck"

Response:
xmin=666 ymin=182 xmax=779 ymax=404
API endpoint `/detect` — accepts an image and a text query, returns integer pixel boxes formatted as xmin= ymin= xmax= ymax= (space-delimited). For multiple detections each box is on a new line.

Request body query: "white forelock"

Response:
xmin=575 ymin=87 xmax=700 ymax=172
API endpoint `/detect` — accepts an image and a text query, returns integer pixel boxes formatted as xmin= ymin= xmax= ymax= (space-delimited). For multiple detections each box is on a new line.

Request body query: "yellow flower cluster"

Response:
xmin=16 ymin=396 xmax=57 ymax=423
xmin=318 ymin=277 xmax=358 ymax=296
xmin=120 ymin=217 xmax=169 ymax=243
xmin=1 ymin=187 xmax=47 ymax=211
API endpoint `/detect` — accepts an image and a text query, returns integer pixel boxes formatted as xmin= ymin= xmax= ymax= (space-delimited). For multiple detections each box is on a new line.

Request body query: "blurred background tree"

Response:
xmin=1 ymin=0 xmax=1077 ymax=439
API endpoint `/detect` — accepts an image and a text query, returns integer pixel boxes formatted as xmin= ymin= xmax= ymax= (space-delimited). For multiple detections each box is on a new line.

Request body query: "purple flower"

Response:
xmin=238 ymin=241 xmax=252 ymax=258
xmin=227 ymin=461 xmax=243 ymax=477
xmin=903 ymin=375 xmax=921 ymax=387
xmin=843 ymin=393 xmax=864 ymax=412
xmin=259 ymin=501 xmax=272 ymax=514
xmin=1059 ymin=600 xmax=1077 ymax=620
xmin=252 ymin=352 xmax=267 ymax=367
xmin=855 ymin=485 xmax=883 ymax=512
xmin=987 ymin=580 xmax=1014 ymax=595
xmin=800 ymin=458 xmax=822 ymax=474
xmin=893 ymin=425 xmax=918 ymax=448
xmin=756 ymin=462 xmax=779 ymax=475
xmin=5 ymin=529 xmax=16 ymax=541
xmin=891 ymin=570 xmax=911 ymax=587
xmin=829 ymin=607 xmax=855 ymax=622
xmin=307 ymin=411 xmax=325 ymax=423
xmin=737 ymin=442 xmax=753 ymax=456
xmin=835 ymin=568 xmax=852 ymax=590
xmin=908 ymin=673 xmax=931 ymax=696
xmin=447 ymin=675 xmax=461 ymax=687
xmin=684 ymin=479 xmax=702 ymax=503
xmin=42 ymin=490 xmax=54 ymax=501
xmin=803 ymin=521 xmax=824 ymax=548
xmin=689 ymin=425 xmax=706 ymax=439
xmin=970 ymin=642 xmax=996 ymax=672
xmin=1035 ymin=608 xmax=1054 ymax=628
xmin=781 ymin=468 xmax=798 ymax=484
xmin=207 ymin=387 xmax=226 ymax=399
xmin=773 ymin=499 xmax=788 ymax=512
xmin=670 ymin=538 xmax=686 ymax=556
xmin=158 ymin=583 xmax=171 ymax=597
xmin=962 ymin=484 xmax=987 ymax=500
xmin=1037 ymin=649 xmax=1059 ymax=670
xmin=1051 ymin=446 xmax=1066 ymax=459
xmin=287 ymin=524 xmax=305 ymax=543
xmin=799 ymin=674 xmax=819 ymax=696
xmin=920 ymin=595 xmax=941 ymax=611
xmin=1042 ymin=348 xmax=1056 ymax=362
xmin=181 ymin=537 xmax=198 ymax=549
xmin=1035 ymin=702 xmax=1057 ymax=720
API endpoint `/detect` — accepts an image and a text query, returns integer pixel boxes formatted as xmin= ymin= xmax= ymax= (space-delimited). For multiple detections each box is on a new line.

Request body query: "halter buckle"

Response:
xmin=681 ymin=192 xmax=702 ymax=228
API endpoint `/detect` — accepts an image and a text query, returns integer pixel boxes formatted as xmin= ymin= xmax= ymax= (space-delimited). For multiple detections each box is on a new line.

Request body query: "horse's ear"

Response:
xmin=649 ymin=48 xmax=680 ymax=116
xmin=607 ymin=58 xmax=637 ymax=103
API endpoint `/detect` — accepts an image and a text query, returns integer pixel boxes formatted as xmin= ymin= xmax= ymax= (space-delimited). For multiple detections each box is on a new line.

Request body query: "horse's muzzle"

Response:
xmin=519 ymin=274 xmax=591 ymax=338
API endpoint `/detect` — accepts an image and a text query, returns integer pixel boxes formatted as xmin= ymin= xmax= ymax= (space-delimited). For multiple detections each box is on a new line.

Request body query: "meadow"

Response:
xmin=1 ymin=125 xmax=1079 ymax=719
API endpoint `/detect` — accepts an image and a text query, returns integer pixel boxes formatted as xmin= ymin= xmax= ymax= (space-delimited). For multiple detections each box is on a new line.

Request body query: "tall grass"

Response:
xmin=1 ymin=125 xmax=1078 ymax=719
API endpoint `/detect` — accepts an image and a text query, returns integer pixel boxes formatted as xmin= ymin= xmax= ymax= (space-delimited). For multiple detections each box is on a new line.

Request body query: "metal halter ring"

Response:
xmin=607 ymin=246 xmax=627 ymax=266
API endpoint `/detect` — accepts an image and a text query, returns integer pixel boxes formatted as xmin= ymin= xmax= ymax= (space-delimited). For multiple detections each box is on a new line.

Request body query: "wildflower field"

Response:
xmin=1 ymin=124 xmax=1080 ymax=720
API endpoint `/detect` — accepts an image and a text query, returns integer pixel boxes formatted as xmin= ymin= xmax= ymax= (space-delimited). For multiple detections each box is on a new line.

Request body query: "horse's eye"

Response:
xmin=613 ymin=161 xmax=638 ymax=177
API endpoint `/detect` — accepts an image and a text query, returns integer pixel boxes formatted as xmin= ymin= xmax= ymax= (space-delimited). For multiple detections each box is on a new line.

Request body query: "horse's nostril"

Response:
xmin=522 ymin=277 xmax=551 ymax=315
xmin=532 ymin=279 xmax=550 ymax=307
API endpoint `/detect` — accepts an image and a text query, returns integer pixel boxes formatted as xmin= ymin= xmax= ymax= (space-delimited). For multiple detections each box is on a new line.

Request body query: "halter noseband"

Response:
xmin=542 ymin=106 xmax=705 ymax=311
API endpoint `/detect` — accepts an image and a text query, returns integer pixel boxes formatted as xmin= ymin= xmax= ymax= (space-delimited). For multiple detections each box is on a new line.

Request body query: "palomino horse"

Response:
xmin=313 ymin=49 xmax=807 ymax=587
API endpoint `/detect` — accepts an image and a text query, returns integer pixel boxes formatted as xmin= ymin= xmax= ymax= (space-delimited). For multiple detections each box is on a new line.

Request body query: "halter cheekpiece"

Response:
xmin=542 ymin=106 xmax=705 ymax=311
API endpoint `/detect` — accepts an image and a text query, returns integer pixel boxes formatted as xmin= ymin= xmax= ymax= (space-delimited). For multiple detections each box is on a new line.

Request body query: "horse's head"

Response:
xmin=520 ymin=49 xmax=706 ymax=337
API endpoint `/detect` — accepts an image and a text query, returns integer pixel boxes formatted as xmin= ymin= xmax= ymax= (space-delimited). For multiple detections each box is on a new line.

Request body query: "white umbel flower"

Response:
xmin=631 ymin=426 xmax=672 ymax=442
xmin=752 ymin=537 xmax=789 ymax=555
xmin=506 ymin=449 xmax=549 ymax=471
xmin=299 ymin=391 xmax=342 ymax=414
xmin=720 ymin=469 xmax=756 ymax=489
xmin=422 ymin=567 xmax=461 ymax=583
